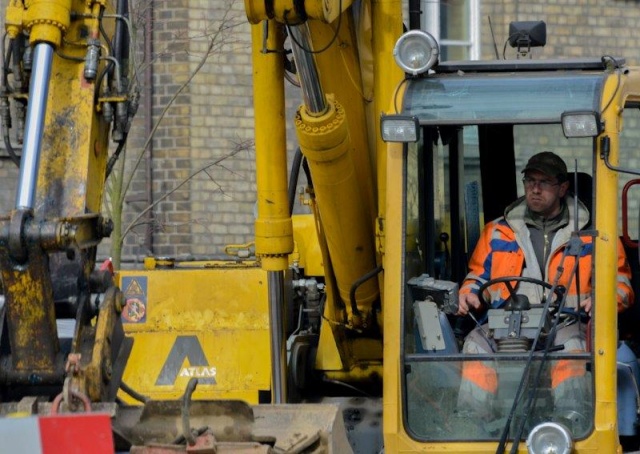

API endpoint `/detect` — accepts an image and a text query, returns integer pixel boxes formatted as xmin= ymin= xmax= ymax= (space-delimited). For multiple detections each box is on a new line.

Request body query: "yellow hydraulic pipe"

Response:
xmin=307 ymin=15 xmax=377 ymax=236
xmin=296 ymin=97 xmax=378 ymax=327
xmin=251 ymin=21 xmax=294 ymax=271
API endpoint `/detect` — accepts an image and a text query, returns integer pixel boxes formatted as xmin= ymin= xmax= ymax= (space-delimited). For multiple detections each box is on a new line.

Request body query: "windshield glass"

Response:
xmin=402 ymin=123 xmax=595 ymax=442
xmin=403 ymin=73 xmax=603 ymax=124
xmin=405 ymin=357 xmax=592 ymax=440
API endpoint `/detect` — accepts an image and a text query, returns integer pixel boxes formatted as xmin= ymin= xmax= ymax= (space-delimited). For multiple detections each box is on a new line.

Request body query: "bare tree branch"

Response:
xmin=122 ymin=139 xmax=252 ymax=240
xmin=105 ymin=1 xmax=250 ymax=265
xmin=120 ymin=3 xmax=235 ymax=202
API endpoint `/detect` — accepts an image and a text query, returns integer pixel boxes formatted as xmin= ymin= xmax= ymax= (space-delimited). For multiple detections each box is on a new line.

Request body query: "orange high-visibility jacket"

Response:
xmin=460 ymin=195 xmax=634 ymax=312
xmin=459 ymin=196 xmax=634 ymax=394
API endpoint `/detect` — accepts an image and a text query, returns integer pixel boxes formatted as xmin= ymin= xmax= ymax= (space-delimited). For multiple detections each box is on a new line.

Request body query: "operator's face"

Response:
xmin=523 ymin=170 xmax=569 ymax=219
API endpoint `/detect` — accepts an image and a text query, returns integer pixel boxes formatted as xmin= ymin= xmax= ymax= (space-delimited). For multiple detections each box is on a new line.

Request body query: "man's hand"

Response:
xmin=458 ymin=293 xmax=482 ymax=316
xmin=579 ymin=296 xmax=592 ymax=315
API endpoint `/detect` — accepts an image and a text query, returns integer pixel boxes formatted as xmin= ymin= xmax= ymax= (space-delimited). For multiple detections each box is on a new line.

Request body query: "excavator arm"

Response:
xmin=0 ymin=0 xmax=136 ymax=406
xmin=245 ymin=0 xmax=404 ymax=394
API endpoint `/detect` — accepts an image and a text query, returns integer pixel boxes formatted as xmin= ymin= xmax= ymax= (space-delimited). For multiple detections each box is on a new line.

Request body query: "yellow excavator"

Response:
xmin=4 ymin=0 xmax=640 ymax=453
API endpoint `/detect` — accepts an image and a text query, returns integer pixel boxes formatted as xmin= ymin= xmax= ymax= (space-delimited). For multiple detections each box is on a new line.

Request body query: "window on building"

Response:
xmin=421 ymin=0 xmax=480 ymax=61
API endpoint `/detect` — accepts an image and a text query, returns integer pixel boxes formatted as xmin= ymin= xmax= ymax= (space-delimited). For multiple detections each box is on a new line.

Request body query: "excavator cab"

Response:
xmin=384 ymin=28 xmax=640 ymax=453
xmin=400 ymin=115 xmax=597 ymax=444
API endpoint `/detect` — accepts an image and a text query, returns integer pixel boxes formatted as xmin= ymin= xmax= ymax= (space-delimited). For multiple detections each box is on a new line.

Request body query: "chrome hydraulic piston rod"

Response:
xmin=287 ymin=23 xmax=326 ymax=115
xmin=268 ymin=271 xmax=287 ymax=403
xmin=15 ymin=43 xmax=53 ymax=210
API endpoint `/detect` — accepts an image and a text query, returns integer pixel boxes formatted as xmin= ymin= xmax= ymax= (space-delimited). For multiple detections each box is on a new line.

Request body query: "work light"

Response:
xmin=393 ymin=30 xmax=439 ymax=76
xmin=526 ymin=422 xmax=572 ymax=454
xmin=380 ymin=115 xmax=420 ymax=142
xmin=561 ymin=111 xmax=602 ymax=138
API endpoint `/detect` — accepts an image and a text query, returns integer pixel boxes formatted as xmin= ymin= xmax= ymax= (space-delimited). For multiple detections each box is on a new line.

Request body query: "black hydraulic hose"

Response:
xmin=93 ymin=59 xmax=114 ymax=106
xmin=3 ymin=35 xmax=11 ymax=85
xmin=349 ymin=264 xmax=383 ymax=316
xmin=3 ymin=130 xmax=20 ymax=166
xmin=105 ymin=132 xmax=128 ymax=179
xmin=97 ymin=6 xmax=113 ymax=59
xmin=103 ymin=0 xmax=137 ymax=181
xmin=181 ymin=378 xmax=199 ymax=446
xmin=94 ymin=5 xmax=115 ymax=105
xmin=112 ymin=0 xmax=130 ymax=79
xmin=119 ymin=380 xmax=149 ymax=403
xmin=302 ymin=155 xmax=312 ymax=188
xmin=288 ymin=147 xmax=303 ymax=215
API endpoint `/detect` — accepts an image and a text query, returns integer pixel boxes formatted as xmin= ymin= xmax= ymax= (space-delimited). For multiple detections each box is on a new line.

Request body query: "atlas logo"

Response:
xmin=155 ymin=335 xmax=217 ymax=385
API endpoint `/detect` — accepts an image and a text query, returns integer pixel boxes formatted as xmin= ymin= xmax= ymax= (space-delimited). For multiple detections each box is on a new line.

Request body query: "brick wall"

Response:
xmin=481 ymin=0 xmax=640 ymax=64
xmin=1 ymin=1 xmax=640 ymax=265
xmin=117 ymin=0 xmax=302 ymax=262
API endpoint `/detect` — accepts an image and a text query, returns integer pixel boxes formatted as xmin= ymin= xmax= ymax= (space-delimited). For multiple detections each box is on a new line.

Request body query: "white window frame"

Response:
xmin=421 ymin=0 xmax=481 ymax=60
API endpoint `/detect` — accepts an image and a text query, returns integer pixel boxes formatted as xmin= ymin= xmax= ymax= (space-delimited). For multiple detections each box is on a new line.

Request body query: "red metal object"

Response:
xmin=39 ymin=413 xmax=114 ymax=454
xmin=0 ymin=413 xmax=114 ymax=454
xmin=99 ymin=257 xmax=115 ymax=274
xmin=621 ymin=179 xmax=640 ymax=248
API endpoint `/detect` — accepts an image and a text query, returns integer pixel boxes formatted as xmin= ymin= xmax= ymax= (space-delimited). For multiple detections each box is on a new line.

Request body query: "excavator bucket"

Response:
xmin=113 ymin=397 xmax=353 ymax=453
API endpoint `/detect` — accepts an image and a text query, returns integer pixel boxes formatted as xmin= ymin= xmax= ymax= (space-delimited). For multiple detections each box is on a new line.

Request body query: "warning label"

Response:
xmin=121 ymin=276 xmax=148 ymax=324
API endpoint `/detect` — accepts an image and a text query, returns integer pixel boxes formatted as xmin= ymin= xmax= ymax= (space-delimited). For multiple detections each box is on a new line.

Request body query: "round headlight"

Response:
xmin=393 ymin=30 xmax=439 ymax=76
xmin=526 ymin=422 xmax=573 ymax=454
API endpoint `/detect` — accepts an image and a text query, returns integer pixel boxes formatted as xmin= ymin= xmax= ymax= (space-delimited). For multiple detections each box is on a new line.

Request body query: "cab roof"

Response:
xmin=433 ymin=57 xmax=626 ymax=74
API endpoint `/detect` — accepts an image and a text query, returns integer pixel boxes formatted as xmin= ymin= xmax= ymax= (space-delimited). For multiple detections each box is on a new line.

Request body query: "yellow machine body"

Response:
xmin=117 ymin=261 xmax=272 ymax=404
